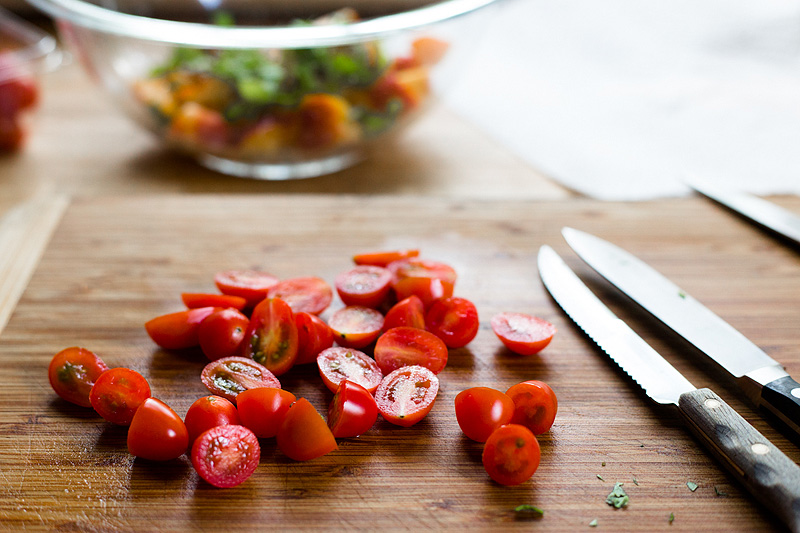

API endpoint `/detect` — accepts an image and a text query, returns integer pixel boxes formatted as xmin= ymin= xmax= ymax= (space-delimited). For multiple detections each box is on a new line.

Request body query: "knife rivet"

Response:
xmin=751 ymin=443 xmax=770 ymax=455
xmin=704 ymin=398 xmax=721 ymax=409
xmin=791 ymin=388 xmax=800 ymax=399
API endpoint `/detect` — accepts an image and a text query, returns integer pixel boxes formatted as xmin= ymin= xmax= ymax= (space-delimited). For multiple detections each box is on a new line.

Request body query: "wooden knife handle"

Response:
xmin=678 ymin=388 xmax=800 ymax=533
xmin=761 ymin=376 xmax=800 ymax=438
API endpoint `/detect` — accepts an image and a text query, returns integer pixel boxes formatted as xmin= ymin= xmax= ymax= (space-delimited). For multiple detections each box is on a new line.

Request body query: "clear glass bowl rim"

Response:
xmin=26 ymin=0 xmax=504 ymax=49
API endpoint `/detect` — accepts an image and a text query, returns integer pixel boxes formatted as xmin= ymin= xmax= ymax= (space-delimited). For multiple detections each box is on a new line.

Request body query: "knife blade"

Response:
xmin=685 ymin=177 xmax=800 ymax=246
xmin=561 ymin=227 xmax=800 ymax=439
xmin=537 ymin=245 xmax=800 ymax=533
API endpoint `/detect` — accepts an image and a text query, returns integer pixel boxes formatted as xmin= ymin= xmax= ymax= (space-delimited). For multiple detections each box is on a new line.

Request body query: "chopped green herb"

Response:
xmin=601 ymin=462 xmax=606 ymax=467
xmin=632 ymin=477 xmax=639 ymax=486
xmin=714 ymin=486 xmax=727 ymax=497
xmin=669 ymin=512 xmax=675 ymax=524
xmin=686 ymin=481 xmax=698 ymax=492
xmin=514 ymin=504 xmax=544 ymax=516
xmin=605 ymin=482 xmax=629 ymax=509
xmin=597 ymin=474 xmax=605 ymax=481
xmin=678 ymin=290 xmax=687 ymax=299
xmin=589 ymin=518 xmax=598 ymax=527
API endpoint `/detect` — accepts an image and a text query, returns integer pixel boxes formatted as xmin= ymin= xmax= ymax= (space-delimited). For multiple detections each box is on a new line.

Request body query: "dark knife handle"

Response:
xmin=761 ymin=376 xmax=800 ymax=437
xmin=678 ymin=388 xmax=800 ymax=533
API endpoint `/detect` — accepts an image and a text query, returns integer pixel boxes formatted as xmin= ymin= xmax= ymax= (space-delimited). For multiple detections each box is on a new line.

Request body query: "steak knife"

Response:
xmin=561 ymin=227 xmax=800 ymax=439
xmin=538 ymin=245 xmax=800 ymax=532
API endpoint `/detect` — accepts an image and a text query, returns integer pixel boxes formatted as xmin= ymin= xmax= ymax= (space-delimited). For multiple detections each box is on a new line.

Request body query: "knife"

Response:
xmin=561 ymin=227 xmax=800 ymax=440
xmin=537 ymin=245 xmax=800 ymax=532
xmin=685 ymin=177 xmax=800 ymax=246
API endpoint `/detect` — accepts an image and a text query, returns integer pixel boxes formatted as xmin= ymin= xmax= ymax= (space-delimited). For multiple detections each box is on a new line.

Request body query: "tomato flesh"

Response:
xmin=294 ymin=311 xmax=335 ymax=365
xmin=383 ymin=295 xmax=426 ymax=331
xmin=327 ymin=306 xmax=384 ymax=349
xmin=240 ymin=298 xmax=298 ymax=376
xmin=335 ymin=265 xmax=392 ymax=308
xmin=505 ymin=380 xmax=558 ymax=435
xmin=48 ymin=347 xmax=109 ymax=407
xmin=89 ymin=367 xmax=151 ymax=425
xmin=353 ymin=249 xmax=419 ymax=267
xmin=491 ymin=312 xmax=556 ymax=356
xmin=184 ymin=395 xmax=241 ymax=444
xmin=425 ymin=297 xmax=479 ymax=349
xmin=214 ymin=269 xmax=279 ymax=308
xmin=145 ymin=307 xmax=218 ymax=350
xmin=198 ymin=308 xmax=250 ymax=361
xmin=375 ymin=365 xmax=439 ymax=427
xmin=277 ymin=398 xmax=338 ymax=461
xmin=128 ymin=397 xmax=189 ymax=461
xmin=327 ymin=380 xmax=378 ymax=438
xmin=236 ymin=387 xmax=296 ymax=438
xmin=182 ymin=292 xmax=247 ymax=310
xmin=482 ymin=424 xmax=541 ymax=486
xmin=200 ymin=356 xmax=281 ymax=403
xmin=373 ymin=326 xmax=448 ymax=375
xmin=388 ymin=258 xmax=456 ymax=307
xmin=454 ymin=387 xmax=515 ymax=442
xmin=316 ymin=347 xmax=383 ymax=394
xmin=192 ymin=424 xmax=260 ymax=488
xmin=267 ymin=276 xmax=332 ymax=315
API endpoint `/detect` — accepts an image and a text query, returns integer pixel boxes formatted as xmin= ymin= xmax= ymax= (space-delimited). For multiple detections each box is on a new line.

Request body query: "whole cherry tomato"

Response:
xmin=200 ymin=356 xmax=281 ymax=403
xmin=316 ymin=347 xmax=383 ymax=394
xmin=181 ymin=292 xmax=247 ymax=310
xmin=127 ymin=397 xmax=189 ymax=461
xmin=214 ymin=269 xmax=279 ymax=308
xmin=277 ymin=398 xmax=338 ymax=461
xmin=240 ymin=298 xmax=298 ymax=376
xmin=373 ymin=327 xmax=448 ymax=375
xmin=383 ymin=295 xmax=425 ymax=331
xmin=482 ymin=424 xmax=541 ymax=486
xmin=198 ymin=308 xmax=250 ymax=361
xmin=335 ymin=265 xmax=392 ymax=308
xmin=267 ymin=277 xmax=332 ymax=315
xmin=89 ymin=367 xmax=151 ymax=425
xmin=145 ymin=307 xmax=218 ymax=350
xmin=48 ymin=347 xmax=109 ymax=407
xmin=327 ymin=306 xmax=384 ymax=349
xmin=425 ymin=297 xmax=479 ymax=349
xmin=454 ymin=387 xmax=515 ymax=442
xmin=387 ymin=258 xmax=456 ymax=308
xmin=327 ymin=380 xmax=378 ymax=438
xmin=236 ymin=387 xmax=296 ymax=438
xmin=184 ymin=395 xmax=241 ymax=444
xmin=491 ymin=312 xmax=556 ymax=356
xmin=375 ymin=365 xmax=439 ymax=427
xmin=505 ymin=380 xmax=558 ymax=435
xmin=192 ymin=425 xmax=260 ymax=488
xmin=294 ymin=311 xmax=335 ymax=365
xmin=353 ymin=248 xmax=419 ymax=267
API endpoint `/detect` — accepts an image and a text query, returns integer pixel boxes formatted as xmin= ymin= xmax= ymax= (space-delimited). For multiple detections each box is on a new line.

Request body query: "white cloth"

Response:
xmin=444 ymin=0 xmax=800 ymax=200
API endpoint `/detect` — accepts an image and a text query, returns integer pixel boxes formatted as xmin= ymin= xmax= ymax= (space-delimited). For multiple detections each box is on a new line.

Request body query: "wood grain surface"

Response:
xmin=1 ymin=194 xmax=799 ymax=532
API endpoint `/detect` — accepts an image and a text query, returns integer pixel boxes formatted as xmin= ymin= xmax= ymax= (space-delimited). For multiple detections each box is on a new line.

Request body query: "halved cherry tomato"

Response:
xmin=454 ymin=387 xmax=515 ymax=442
xmin=198 ymin=308 xmax=250 ymax=361
xmin=491 ymin=312 xmax=556 ymax=356
xmin=375 ymin=365 xmax=439 ymax=427
xmin=383 ymin=295 xmax=426 ymax=331
xmin=184 ymin=395 xmax=241 ymax=444
xmin=316 ymin=347 xmax=383 ymax=394
xmin=335 ymin=265 xmax=392 ymax=308
xmin=48 ymin=347 xmax=109 ymax=407
xmin=277 ymin=398 xmax=338 ymax=461
xmin=505 ymin=380 xmax=558 ymax=435
xmin=214 ymin=269 xmax=279 ymax=308
xmin=425 ymin=297 xmax=479 ymax=349
xmin=128 ymin=397 xmax=189 ymax=461
xmin=89 ymin=367 xmax=151 ymax=425
xmin=240 ymin=298 xmax=298 ymax=376
xmin=236 ymin=387 xmax=296 ymax=438
xmin=327 ymin=306 xmax=384 ymax=349
xmin=353 ymin=249 xmax=420 ymax=267
xmin=192 ymin=424 xmax=260 ymax=488
xmin=482 ymin=424 xmax=541 ymax=486
xmin=294 ymin=311 xmax=335 ymax=365
xmin=145 ymin=306 xmax=218 ymax=350
xmin=373 ymin=327 xmax=448 ymax=375
xmin=200 ymin=356 xmax=281 ymax=403
xmin=267 ymin=277 xmax=332 ymax=315
xmin=387 ymin=258 xmax=457 ymax=307
xmin=328 ymin=380 xmax=378 ymax=438
xmin=181 ymin=292 xmax=247 ymax=310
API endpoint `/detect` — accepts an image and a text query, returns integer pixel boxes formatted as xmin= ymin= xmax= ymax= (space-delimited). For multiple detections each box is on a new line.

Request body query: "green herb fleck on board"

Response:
xmin=597 ymin=474 xmax=605 ymax=481
xmin=589 ymin=518 xmax=598 ymax=527
xmin=605 ymin=482 xmax=629 ymax=508
xmin=632 ymin=476 xmax=639 ymax=486
xmin=714 ymin=486 xmax=727 ymax=497
xmin=687 ymin=481 xmax=698 ymax=492
xmin=514 ymin=504 xmax=544 ymax=516
xmin=601 ymin=461 xmax=606 ymax=467
xmin=669 ymin=512 xmax=675 ymax=524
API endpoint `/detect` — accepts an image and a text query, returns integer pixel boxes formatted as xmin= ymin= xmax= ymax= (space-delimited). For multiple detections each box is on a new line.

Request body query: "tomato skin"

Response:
xmin=505 ymin=380 xmax=558 ymax=435
xmin=294 ymin=311 xmax=335 ymax=365
xmin=145 ymin=307 xmax=218 ymax=350
xmin=240 ymin=298 xmax=298 ymax=376
xmin=198 ymin=308 xmax=250 ymax=361
xmin=335 ymin=265 xmax=392 ymax=308
xmin=482 ymin=424 xmax=541 ymax=486
xmin=48 ymin=347 xmax=109 ymax=407
xmin=89 ymin=368 xmax=151 ymax=425
xmin=200 ymin=356 xmax=281 ymax=403
xmin=327 ymin=380 xmax=378 ymax=438
xmin=373 ymin=327 xmax=448 ymax=375
xmin=236 ymin=387 xmax=296 ymax=438
xmin=327 ymin=306 xmax=384 ymax=349
xmin=127 ymin=397 xmax=189 ymax=461
xmin=353 ymin=249 xmax=420 ymax=267
xmin=316 ymin=347 xmax=383 ymax=394
xmin=454 ymin=387 xmax=515 ymax=442
xmin=267 ymin=276 xmax=333 ymax=315
xmin=192 ymin=425 xmax=260 ymax=488
xmin=182 ymin=292 xmax=247 ymax=310
xmin=375 ymin=365 xmax=439 ymax=427
xmin=184 ymin=395 xmax=241 ymax=444
xmin=214 ymin=269 xmax=279 ymax=308
xmin=491 ymin=312 xmax=556 ymax=356
xmin=383 ymin=295 xmax=426 ymax=331
xmin=425 ymin=297 xmax=479 ymax=349
xmin=277 ymin=398 xmax=338 ymax=461
xmin=387 ymin=258 xmax=457 ymax=308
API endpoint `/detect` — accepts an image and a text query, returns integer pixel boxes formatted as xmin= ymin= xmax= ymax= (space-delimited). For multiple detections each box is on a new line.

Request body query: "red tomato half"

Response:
xmin=128 ymin=397 xmax=189 ymax=461
xmin=454 ymin=387 xmax=515 ymax=442
xmin=236 ymin=387 xmax=296 ymax=438
xmin=327 ymin=306 xmax=384 ymax=349
xmin=200 ymin=356 xmax=281 ymax=403
xmin=184 ymin=395 xmax=241 ymax=444
xmin=267 ymin=277 xmax=332 ymax=315
xmin=192 ymin=425 xmax=260 ymax=488
xmin=214 ymin=269 xmax=279 ymax=308
xmin=383 ymin=295 xmax=426 ymax=331
xmin=294 ymin=312 xmax=335 ymax=365
xmin=182 ymin=292 xmax=247 ymax=310
xmin=316 ymin=347 xmax=383 ymax=394
xmin=240 ymin=298 xmax=298 ymax=376
xmin=353 ymin=249 xmax=420 ymax=267
xmin=373 ymin=327 xmax=448 ymax=375
xmin=198 ymin=308 xmax=250 ymax=361
xmin=145 ymin=307 xmax=218 ymax=350
xmin=335 ymin=265 xmax=392 ymax=308
xmin=505 ymin=380 xmax=558 ymax=435
xmin=482 ymin=424 xmax=541 ymax=486
xmin=388 ymin=258 xmax=456 ymax=307
xmin=491 ymin=312 xmax=556 ymax=356
xmin=48 ymin=347 xmax=109 ymax=407
xmin=328 ymin=380 xmax=378 ymax=438
xmin=277 ymin=398 xmax=338 ymax=461
xmin=89 ymin=368 xmax=151 ymax=425
xmin=375 ymin=365 xmax=439 ymax=427
xmin=425 ymin=297 xmax=479 ymax=349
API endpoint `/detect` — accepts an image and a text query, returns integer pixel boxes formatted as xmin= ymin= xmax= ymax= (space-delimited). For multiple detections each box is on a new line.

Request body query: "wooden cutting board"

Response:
xmin=2 ymin=194 xmax=799 ymax=531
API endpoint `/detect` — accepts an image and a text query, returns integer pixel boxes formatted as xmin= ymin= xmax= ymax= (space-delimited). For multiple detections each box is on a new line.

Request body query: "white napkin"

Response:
xmin=444 ymin=0 xmax=800 ymax=200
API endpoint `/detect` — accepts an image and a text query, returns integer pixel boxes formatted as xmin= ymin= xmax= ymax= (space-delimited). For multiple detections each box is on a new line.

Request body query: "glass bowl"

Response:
xmin=27 ymin=0 xmax=503 ymax=179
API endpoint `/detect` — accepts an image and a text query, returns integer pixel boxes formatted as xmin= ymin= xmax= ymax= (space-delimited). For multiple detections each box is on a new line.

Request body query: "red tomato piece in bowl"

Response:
xmin=454 ymin=387 xmax=515 ymax=442
xmin=316 ymin=347 xmax=383 ymax=394
xmin=267 ymin=276 xmax=333 ymax=315
xmin=505 ymin=380 xmax=558 ymax=435
xmin=327 ymin=380 xmax=378 ymax=438
xmin=48 ymin=347 xmax=109 ymax=408
xmin=383 ymin=295 xmax=426 ymax=331
xmin=352 ymin=248 xmax=419 ymax=267
xmin=387 ymin=258 xmax=457 ymax=307
xmin=200 ymin=356 xmax=281 ymax=403
xmin=375 ymin=365 xmax=439 ymax=427
xmin=198 ymin=308 xmax=250 ymax=361
xmin=482 ymin=424 xmax=541 ymax=486
xmin=277 ymin=398 xmax=338 ymax=461
xmin=128 ymin=397 xmax=189 ymax=461
xmin=327 ymin=306 xmax=384 ymax=349
xmin=145 ymin=306 xmax=218 ymax=350
xmin=181 ymin=292 xmax=247 ymax=310
xmin=425 ymin=296 xmax=479 ymax=349
xmin=491 ymin=312 xmax=556 ymax=356
xmin=89 ymin=367 xmax=151 ymax=425
xmin=335 ymin=265 xmax=392 ymax=308
xmin=214 ymin=269 xmax=279 ymax=308
xmin=236 ymin=387 xmax=296 ymax=438
xmin=192 ymin=425 xmax=260 ymax=488
xmin=374 ymin=326 xmax=448 ymax=375
xmin=184 ymin=395 xmax=241 ymax=444
xmin=240 ymin=298 xmax=298 ymax=376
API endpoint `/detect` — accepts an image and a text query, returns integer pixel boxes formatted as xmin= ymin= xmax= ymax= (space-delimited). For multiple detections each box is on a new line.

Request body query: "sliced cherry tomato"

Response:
xmin=327 ymin=380 xmax=378 ymax=438
xmin=353 ymin=248 xmax=419 ymax=267
xmin=240 ymin=298 xmax=298 ymax=376
xmin=184 ymin=395 xmax=241 ymax=444
xmin=295 ymin=311 xmax=335 ymax=365
xmin=482 ymin=424 xmax=541 ymax=486
xmin=387 ymin=258 xmax=457 ymax=308
xmin=373 ymin=327 xmax=448 ymax=375
xmin=383 ymin=295 xmax=426 ymax=331
xmin=316 ymin=347 xmax=383 ymax=394
xmin=48 ymin=347 xmax=109 ymax=407
xmin=192 ymin=424 xmax=260 ymax=488
xmin=454 ymin=387 xmax=515 ymax=442
xmin=214 ymin=269 xmax=279 ymax=308
xmin=425 ymin=297 xmax=479 ymax=349
xmin=375 ymin=365 xmax=439 ymax=427
xmin=277 ymin=398 xmax=338 ymax=461
xmin=267 ymin=277 xmax=332 ymax=315
xmin=327 ymin=306 xmax=384 ymax=349
xmin=236 ymin=387 xmax=296 ymax=438
xmin=200 ymin=356 xmax=281 ymax=403
xmin=335 ymin=265 xmax=392 ymax=308
xmin=127 ymin=397 xmax=189 ymax=461
xmin=198 ymin=308 xmax=250 ymax=361
xmin=89 ymin=367 xmax=151 ymax=425
xmin=491 ymin=312 xmax=556 ymax=356
xmin=145 ymin=306 xmax=218 ymax=350
xmin=182 ymin=292 xmax=247 ymax=310
xmin=505 ymin=380 xmax=558 ymax=435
